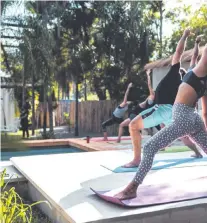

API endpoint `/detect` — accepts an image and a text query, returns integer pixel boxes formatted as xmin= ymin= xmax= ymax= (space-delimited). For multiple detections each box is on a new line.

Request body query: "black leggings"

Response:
xmin=155 ymin=125 xmax=161 ymax=131
xmin=21 ymin=118 xmax=29 ymax=138
xmin=102 ymin=115 xmax=123 ymax=132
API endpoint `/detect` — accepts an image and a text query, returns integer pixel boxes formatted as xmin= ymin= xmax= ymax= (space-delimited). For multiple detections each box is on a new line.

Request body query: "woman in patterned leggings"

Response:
xmin=114 ymin=31 xmax=207 ymax=200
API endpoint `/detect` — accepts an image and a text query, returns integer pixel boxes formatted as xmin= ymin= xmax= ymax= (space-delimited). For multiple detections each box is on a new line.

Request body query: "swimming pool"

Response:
xmin=1 ymin=146 xmax=85 ymax=161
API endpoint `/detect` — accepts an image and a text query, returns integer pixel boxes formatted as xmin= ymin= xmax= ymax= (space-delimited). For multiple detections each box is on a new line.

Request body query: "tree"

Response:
xmin=164 ymin=3 xmax=207 ymax=54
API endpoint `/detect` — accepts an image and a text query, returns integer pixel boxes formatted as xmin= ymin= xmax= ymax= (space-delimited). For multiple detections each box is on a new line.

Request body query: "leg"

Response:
xmin=180 ymin=136 xmax=202 ymax=158
xmin=22 ymin=130 xmax=25 ymax=138
xmin=26 ymin=129 xmax=29 ymax=138
xmin=157 ymin=123 xmax=165 ymax=151
xmin=189 ymin=115 xmax=207 ymax=154
xmin=123 ymin=115 xmax=143 ymax=167
xmin=115 ymin=120 xmax=188 ymax=200
xmin=146 ymin=127 xmax=153 ymax=136
xmin=155 ymin=125 xmax=161 ymax=131
xmin=102 ymin=117 xmax=116 ymax=141
xmin=123 ymin=105 xmax=165 ymax=168
xmin=117 ymin=118 xmax=131 ymax=143
xmin=161 ymin=122 xmax=202 ymax=157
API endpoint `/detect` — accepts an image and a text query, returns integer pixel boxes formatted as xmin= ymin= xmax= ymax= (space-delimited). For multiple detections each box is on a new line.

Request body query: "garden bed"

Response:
xmin=2 ymin=180 xmax=52 ymax=223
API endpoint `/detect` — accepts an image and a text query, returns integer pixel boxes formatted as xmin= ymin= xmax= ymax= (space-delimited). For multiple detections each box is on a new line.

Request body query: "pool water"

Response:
xmin=1 ymin=146 xmax=85 ymax=161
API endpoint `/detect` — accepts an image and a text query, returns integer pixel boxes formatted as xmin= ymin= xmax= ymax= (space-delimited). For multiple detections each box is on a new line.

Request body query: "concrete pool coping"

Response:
xmin=3 ymin=135 xmax=193 ymax=154
xmin=20 ymin=136 xmax=137 ymax=152
xmin=10 ymin=150 xmax=207 ymax=223
xmin=0 ymin=161 xmax=26 ymax=183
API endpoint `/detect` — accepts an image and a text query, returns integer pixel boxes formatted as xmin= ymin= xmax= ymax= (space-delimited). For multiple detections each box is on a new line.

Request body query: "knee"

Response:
xmin=129 ymin=117 xmax=142 ymax=131
xmin=142 ymin=140 xmax=156 ymax=156
xmin=129 ymin=120 xmax=136 ymax=131
xmin=120 ymin=122 xmax=126 ymax=128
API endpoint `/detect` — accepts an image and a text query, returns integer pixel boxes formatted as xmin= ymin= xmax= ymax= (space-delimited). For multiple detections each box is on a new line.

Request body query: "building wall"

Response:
xmin=152 ymin=62 xmax=202 ymax=110
xmin=1 ymin=88 xmax=16 ymax=129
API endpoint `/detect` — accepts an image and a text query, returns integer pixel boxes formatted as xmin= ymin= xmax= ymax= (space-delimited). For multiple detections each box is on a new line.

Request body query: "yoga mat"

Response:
xmin=101 ymin=157 xmax=207 ymax=173
xmin=91 ymin=176 xmax=207 ymax=207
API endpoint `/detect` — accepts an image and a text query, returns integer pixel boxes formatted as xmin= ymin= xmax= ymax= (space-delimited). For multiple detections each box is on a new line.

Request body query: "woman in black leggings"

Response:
xmin=116 ymin=70 xmax=161 ymax=142
xmin=114 ymin=30 xmax=207 ymax=200
xmin=102 ymin=83 xmax=133 ymax=141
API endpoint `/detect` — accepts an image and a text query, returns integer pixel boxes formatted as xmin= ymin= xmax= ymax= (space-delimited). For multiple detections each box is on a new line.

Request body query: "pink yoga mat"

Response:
xmin=91 ymin=176 xmax=207 ymax=207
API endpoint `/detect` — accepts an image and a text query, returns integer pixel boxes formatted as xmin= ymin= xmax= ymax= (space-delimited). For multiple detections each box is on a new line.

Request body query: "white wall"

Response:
xmin=1 ymin=88 xmax=16 ymax=129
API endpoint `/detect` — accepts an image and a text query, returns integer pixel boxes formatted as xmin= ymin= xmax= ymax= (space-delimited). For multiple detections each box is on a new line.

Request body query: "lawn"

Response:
xmin=1 ymin=130 xmax=39 ymax=150
xmin=159 ymin=146 xmax=191 ymax=153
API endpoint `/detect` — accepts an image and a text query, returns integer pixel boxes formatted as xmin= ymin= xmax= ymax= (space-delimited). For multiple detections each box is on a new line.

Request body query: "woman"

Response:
xmin=114 ymin=32 xmax=207 ymax=200
xmin=102 ymin=83 xmax=133 ymax=141
xmin=20 ymin=105 xmax=30 ymax=139
xmin=122 ymin=29 xmax=202 ymax=168
xmin=116 ymin=70 xmax=160 ymax=143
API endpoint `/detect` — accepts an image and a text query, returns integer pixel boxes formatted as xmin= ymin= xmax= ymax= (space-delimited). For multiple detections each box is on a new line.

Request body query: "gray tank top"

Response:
xmin=113 ymin=105 xmax=128 ymax=118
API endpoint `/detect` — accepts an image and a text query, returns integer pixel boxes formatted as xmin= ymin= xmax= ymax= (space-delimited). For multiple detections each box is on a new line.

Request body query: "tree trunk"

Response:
xmin=95 ymin=88 xmax=106 ymax=100
xmin=22 ymin=53 xmax=26 ymax=107
xmin=84 ymin=77 xmax=87 ymax=101
xmin=31 ymin=70 xmax=35 ymax=135
xmin=1 ymin=97 xmax=7 ymax=129
xmin=74 ymin=81 xmax=79 ymax=136
xmin=58 ymin=83 xmax=60 ymax=101
xmin=48 ymin=88 xmax=54 ymax=138
xmin=68 ymin=83 xmax=70 ymax=99
xmin=159 ymin=1 xmax=163 ymax=58
xmin=62 ymin=88 xmax=64 ymax=99
xmin=43 ymin=84 xmax=47 ymax=137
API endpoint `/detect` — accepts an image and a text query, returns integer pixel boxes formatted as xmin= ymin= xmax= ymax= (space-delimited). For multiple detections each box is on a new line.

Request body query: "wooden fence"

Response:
xmin=37 ymin=100 xmax=123 ymax=136
xmin=69 ymin=100 xmax=121 ymax=136
xmin=37 ymin=100 xmax=70 ymax=128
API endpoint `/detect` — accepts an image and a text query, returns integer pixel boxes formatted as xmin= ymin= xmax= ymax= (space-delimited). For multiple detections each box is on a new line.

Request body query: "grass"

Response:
xmin=1 ymin=130 xmax=40 ymax=150
xmin=159 ymin=146 xmax=191 ymax=153
xmin=1 ymin=130 xmax=39 ymax=139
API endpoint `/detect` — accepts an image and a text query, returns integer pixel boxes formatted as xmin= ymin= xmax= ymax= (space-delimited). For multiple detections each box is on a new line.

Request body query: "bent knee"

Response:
xmin=129 ymin=116 xmax=143 ymax=130
xmin=120 ymin=123 xmax=126 ymax=128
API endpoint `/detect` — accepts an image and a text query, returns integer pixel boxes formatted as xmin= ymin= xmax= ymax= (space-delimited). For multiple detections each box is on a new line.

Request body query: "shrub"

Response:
xmin=0 ymin=169 xmax=51 ymax=223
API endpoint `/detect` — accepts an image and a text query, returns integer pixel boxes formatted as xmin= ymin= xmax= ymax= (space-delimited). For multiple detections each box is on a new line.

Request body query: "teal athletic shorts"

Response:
xmin=140 ymin=104 xmax=173 ymax=129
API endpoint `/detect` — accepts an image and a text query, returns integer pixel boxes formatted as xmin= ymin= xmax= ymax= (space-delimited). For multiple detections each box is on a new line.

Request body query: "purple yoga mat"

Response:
xmin=91 ymin=176 xmax=207 ymax=207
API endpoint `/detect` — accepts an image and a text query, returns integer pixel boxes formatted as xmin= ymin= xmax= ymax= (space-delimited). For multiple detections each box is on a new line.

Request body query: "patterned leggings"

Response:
xmin=133 ymin=103 xmax=207 ymax=185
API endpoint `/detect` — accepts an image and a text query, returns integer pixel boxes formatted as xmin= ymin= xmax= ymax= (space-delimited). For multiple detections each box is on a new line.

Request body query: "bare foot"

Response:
xmin=114 ymin=181 xmax=138 ymax=200
xmin=122 ymin=159 xmax=140 ymax=168
xmin=103 ymin=132 xmax=108 ymax=141
xmin=116 ymin=139 xmax=121 ymax=143
xmin=191 ymin=153 xmax=203 ymax=158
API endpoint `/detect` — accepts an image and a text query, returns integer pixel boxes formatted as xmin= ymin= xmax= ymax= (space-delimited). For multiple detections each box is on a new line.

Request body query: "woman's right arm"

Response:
xmin=120 ymin=83 xmax=133 ymax=107
xmin=146 ymin=69 xmax=154 ymax=97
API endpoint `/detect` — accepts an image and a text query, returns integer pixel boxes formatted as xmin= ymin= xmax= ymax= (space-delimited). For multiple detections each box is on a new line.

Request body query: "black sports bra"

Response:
xmin=182 ymin=71 xmax=207 ymax=98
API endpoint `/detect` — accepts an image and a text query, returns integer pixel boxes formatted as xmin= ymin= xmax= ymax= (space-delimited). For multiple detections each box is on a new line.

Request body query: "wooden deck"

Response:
xmin=23 ymin=136 xmax=134 ymax=152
